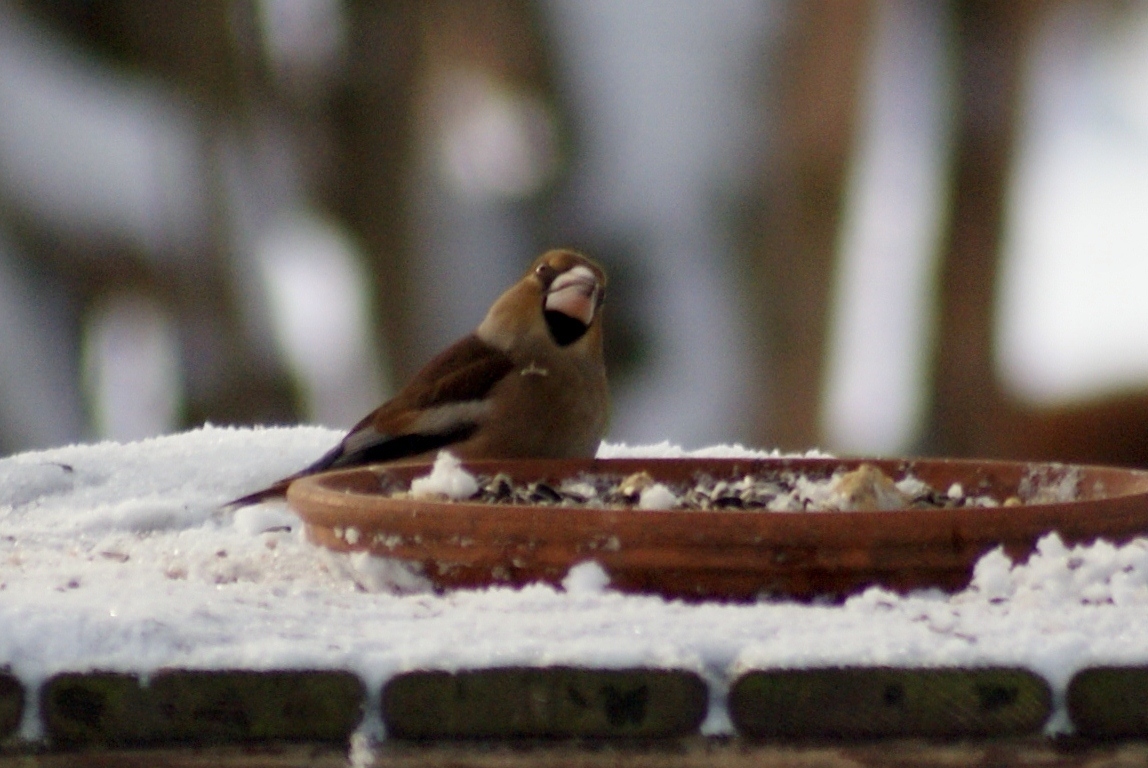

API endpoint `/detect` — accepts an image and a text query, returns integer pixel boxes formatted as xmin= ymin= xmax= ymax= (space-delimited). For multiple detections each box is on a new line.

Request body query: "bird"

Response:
xmin=229 ymin=248 xmax=608 ymax=506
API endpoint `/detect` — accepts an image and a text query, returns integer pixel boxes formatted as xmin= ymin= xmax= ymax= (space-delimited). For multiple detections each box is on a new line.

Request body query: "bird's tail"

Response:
xmin=224 ymin=477 xmax=296 ymax=509
xmin=224 ymin=443 xmax=346 ymax=509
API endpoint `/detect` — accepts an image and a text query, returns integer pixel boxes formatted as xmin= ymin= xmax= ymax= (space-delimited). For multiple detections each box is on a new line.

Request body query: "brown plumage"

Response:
xmin=229 ymin=249 xmax=608 ymax=506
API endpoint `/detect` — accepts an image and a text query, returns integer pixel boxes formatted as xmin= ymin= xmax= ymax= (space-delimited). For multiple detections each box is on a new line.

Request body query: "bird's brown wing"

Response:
xmin=403 ymin=333 xmax=518 ymax=410
xmin=227 ymin=336 xmax=514 ymax=507
xmin=318 ymin=335 xmax=515 ymax=470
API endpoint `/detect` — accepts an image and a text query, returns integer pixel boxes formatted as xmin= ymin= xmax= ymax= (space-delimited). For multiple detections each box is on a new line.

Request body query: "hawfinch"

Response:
xmin=230 ymin=249 xmax=608 ymax=506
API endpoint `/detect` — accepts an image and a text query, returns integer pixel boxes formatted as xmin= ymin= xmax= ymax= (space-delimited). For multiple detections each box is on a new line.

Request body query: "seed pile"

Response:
xmin=390 ymin=462 xmax=1063 ymax=513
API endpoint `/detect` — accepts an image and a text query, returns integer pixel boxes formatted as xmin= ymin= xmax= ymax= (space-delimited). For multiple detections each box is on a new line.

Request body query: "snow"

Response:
xmin=637 ymin=482 xmax=678 ymax=510
xmin=561 ymin=561 xmax=612 ymax=594
xmin=408 ymin=452 xmax=479 ymax=500
xmin=2 ymin=426 xmax=1148 ymax=742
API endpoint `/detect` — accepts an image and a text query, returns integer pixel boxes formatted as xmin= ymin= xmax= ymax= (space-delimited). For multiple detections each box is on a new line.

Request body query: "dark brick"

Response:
xmin=729 ymin=667 xmax=1050 ymax=739
xmin=1067 ymin=666 xmax=1148 ymax=737
xmin=42 ymin=670 xmax=364 ymax=746
xmin=0 ymin=672 xmax=23 ymax=740
xmin=382 ymin=667 xmax=708 ymax=739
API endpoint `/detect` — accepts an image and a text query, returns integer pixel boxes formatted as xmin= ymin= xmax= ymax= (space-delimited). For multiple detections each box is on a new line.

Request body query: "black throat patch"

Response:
xmin=544 ymin=310 xmax=589 ymax=347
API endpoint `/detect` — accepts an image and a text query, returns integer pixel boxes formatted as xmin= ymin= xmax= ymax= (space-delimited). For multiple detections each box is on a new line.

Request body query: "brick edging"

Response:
xmin=41 ymin=670 xmax=364 ymax=747
xmin=1 ymin=665 xmax=1148 ymax=749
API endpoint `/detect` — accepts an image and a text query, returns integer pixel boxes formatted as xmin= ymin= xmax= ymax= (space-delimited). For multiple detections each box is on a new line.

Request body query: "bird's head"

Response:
xmin=477 ymin=249 xmax=607 ymax=351
xmin=534 ymin=250 xmax=606 ymax=346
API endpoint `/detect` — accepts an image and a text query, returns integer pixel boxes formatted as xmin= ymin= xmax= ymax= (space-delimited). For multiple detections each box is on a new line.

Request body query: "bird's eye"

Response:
xmin=535 ymin=263 xmax=556 ymax=282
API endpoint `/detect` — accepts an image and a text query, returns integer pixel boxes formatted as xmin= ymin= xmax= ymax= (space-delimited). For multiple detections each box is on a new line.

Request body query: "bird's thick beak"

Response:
xmin=544 ymin=266 xmax=600 ymax=326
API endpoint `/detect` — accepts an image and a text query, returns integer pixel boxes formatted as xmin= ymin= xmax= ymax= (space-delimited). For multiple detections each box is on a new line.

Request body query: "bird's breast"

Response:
xmin=472 ymin=355 xmax=607 ymax=459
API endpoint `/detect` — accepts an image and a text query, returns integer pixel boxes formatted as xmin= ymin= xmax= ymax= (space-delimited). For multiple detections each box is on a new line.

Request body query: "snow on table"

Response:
xmin=1 ymin=426 xmax=1147 ymax=739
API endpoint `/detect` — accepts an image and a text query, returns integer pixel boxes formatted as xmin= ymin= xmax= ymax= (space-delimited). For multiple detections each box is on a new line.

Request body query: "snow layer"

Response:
xmin=409 ymin=452 xmax=479 ymax=500
xmin=1 ymin=426 xmax=1147 ymax=741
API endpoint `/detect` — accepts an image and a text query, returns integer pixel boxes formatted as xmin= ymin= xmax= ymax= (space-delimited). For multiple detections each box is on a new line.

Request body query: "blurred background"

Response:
xmin=2 ymin=0 xmax=1148 ymax=466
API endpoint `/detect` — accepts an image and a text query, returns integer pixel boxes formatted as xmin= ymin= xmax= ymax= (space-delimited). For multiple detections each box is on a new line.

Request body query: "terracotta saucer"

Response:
xmin=286 ymin=457 xmax=1148 ymax=602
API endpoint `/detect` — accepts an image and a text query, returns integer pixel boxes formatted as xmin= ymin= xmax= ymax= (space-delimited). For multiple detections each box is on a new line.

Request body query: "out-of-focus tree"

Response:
xmin=750 ymin=0 xmax=876 ymax=451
